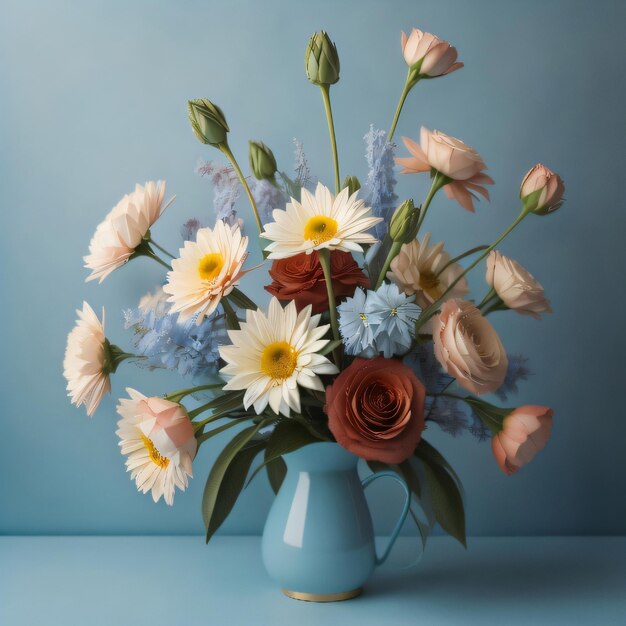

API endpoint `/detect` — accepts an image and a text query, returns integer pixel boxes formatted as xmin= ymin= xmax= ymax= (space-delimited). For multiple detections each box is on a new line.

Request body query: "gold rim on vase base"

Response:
xmin=281 ymin=587 xmax=363 ymax=602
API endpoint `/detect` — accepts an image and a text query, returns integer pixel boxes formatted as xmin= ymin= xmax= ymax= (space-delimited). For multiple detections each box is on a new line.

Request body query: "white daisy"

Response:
xmin=116 ymin=389 xmax=197 ymax=506
xmin=219 ymin=298 xmax=339 ymax=417
xmin=260 ymin=182 xmax=382 ymax=259
xmin=63 ymin=302 xmax=111 ymax=416
xmin=84 ymin=180 xmax=173 ymax=283
xmin=163 ymin=221 xmax=249 ymax=325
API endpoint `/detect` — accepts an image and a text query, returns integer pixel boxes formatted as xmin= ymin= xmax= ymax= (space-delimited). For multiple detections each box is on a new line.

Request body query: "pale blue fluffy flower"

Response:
xmin=364 ymin=125 xmax=397 ymax=240
xmin=124 ymin=287 xmax=227 ymax=378
xmin=368 ymin=283 xmax=421 ymax=358
xmin=337 ymin=288 xmax=383 ymax=356
xmin=495 ymin=354 xmax=532 ymax=401
xmin=249 ymin=178 xmax=285 ymax=224
xmin=196 ymin=160 xmax=242 ymax=228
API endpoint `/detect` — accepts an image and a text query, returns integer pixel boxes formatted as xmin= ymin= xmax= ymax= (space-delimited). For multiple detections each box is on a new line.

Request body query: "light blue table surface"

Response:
xmin=1 ymin=536 xmax=624 ymax=625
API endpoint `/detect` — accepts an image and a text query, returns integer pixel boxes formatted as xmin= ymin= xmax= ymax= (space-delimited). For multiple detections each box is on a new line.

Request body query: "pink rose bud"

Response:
xmin=520 ymin=164 xmax=565 ymax=215
xmin=492 ymin=405 xmax=553 ymax=475
xmin=401 ymin=29 xmax=463 ymax=77
xmin=486 ymin=251 xmax=552 ymax=319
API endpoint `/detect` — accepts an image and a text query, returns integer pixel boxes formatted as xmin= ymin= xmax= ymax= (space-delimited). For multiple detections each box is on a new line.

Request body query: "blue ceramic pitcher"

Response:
xmin=262 ymin=442 xmax=410 ymax=602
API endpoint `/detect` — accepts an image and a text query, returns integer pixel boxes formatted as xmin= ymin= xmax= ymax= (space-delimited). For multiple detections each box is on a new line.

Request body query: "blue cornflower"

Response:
xmin=337 ymin=288 xmax=383 ymax=356
xmin=367 ymin=283 xmax=421 ymax=358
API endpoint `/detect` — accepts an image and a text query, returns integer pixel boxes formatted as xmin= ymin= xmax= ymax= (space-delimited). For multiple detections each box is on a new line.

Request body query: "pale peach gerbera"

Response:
xmin=84 ymin=181 xmax=173 ymax=283
xmin=116 ymin=389 xmax=197 ymax=505
xmin=63 ymin=302 xmax=111 ymax=416
xmin=396 ymin=127 xmax=494 ymax=212
xmin=388 ymin=233 xmax=469 ymax=311
xmin=164 ymin=220 xmax=248 ymax=324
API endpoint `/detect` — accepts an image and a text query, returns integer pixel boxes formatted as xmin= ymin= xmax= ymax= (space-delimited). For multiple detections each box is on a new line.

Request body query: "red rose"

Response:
xmin=265 ymin=250 xmax=369 ymax=314
xmin=326 ymin=357 xmax=426 ymax=463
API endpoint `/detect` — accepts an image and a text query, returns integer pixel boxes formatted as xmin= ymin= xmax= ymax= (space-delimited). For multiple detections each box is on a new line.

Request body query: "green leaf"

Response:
xmin=203 ymin=390 xmax=245 ymax=412
xmin=278 ymin=171 xmax=300 ymax=198
xmin=266 ymin=455 xmax=287 ymax=494
xmin=229 ymin=288 xmax=258 ymax=311
xmin=415 ymin=439 xmax=466 ymax=547
xmin=399 ymin=459 xmax=422 ymax=498
xmin=318 ymin=339 xmax=343 ymax=357
xmin=246 ymin=419 xmax=320 ymax=487
xmin=202 ymin=421 xmax=270 ymax=543
xmin=462 ymin=397 xmax=514 ymax=435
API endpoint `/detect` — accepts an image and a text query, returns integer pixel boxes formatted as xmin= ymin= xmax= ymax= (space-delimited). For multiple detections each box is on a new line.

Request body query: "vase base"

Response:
xmin=281 ymin=587 xmax=363 ymax=602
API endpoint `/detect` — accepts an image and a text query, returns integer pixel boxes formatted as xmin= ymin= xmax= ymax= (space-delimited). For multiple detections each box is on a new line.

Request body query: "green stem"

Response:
xmin=146 ymin=249 xmax=172 ymax=271
xmin=374 ymin=241 xmax=402 ymax=290
xmin=415 ymin=171 xmax=448 ymax=236
xmin=435 ymin=245 xmax=490 ymax=278
xmin=477 ymin=287 xmax=498 ymax=310
xmin=318 ymin=248 xmax=342 ymax=365
xmin=320 ymin=85 xmax=340 ymax=194
xmin=416 ymin=207 xmax=530 ymax=332
xmin=164 ymin=384 xmax=222 ymax=402
xmin=196 ymin=417 xmax=252 ymax=445
xmin=149 ymin=239 xmax=176 ymax=259
xmin=388 ymin=72 xmax=414 ymax=142
xmin=219 ymin=142 xmax=263 ymax=235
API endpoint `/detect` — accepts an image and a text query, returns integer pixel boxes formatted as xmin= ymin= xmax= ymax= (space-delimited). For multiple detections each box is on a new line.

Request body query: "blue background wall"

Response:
xmin=1 ymin=0 xmax=624 ymax=536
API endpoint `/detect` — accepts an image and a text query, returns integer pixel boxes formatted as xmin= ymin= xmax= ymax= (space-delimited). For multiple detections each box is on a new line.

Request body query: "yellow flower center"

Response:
xmin=260 ymin=341 xmax=298 ymax=381
xmin=198 ymin=253 xmax=225 ymax=281
xmin=303 ymin=216 xmax=338 ymax=245
xmin=141 ymin=435 xmax=169 ymax=468
xmin=419 ymin=270 xmax=441 ymax=301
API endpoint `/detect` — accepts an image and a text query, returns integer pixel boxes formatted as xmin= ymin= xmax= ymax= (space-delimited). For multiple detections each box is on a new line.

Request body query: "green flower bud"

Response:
xmin=305 ymin=31 xmax=340 ymax=86
xmin=249 ymin=141 xmax=277 ymax=181
xmin=342 ymin=175 xmax=361 ymax=196
xmin=389 ymin=199 xmax=420 ymax=244
xmin=188 ymin=99 xmax=229 ymax=146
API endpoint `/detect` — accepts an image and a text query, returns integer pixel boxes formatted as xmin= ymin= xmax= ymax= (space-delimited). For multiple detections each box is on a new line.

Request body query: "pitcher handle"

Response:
xmin=361 ymin=470 xmax=410 ymax=566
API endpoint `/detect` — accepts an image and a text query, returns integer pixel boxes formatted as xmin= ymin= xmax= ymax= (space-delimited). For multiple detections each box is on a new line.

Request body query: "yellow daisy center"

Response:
xmin=141 ymin=435 xmax=169 ymax=468
xmin=198 ymin=253 xmax=225 ymax=281
xmin=260 ymin=341 xmax=298 ymax=381
xmin=304 ymin=216 xmax=338 ymax=245
xmin=419 ymin=270 xmax=441 ymax=300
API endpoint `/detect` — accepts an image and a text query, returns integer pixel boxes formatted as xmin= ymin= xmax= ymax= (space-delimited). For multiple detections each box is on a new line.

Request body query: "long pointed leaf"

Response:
xmin=202 ymin=421 xmax=269 ymax=543
xmin=266 ymin=456 xmax=287 ymax=494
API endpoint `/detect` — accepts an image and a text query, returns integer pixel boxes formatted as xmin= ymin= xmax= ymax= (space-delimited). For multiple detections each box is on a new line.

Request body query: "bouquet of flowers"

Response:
xmin=63 ymin=28 xmax=564 ymax=548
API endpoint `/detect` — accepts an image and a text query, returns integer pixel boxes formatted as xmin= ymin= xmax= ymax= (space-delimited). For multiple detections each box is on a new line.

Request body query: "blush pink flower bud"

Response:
xmin=492 ymin=406 xmax=553 ymax=475
xmin=401 ymin=29 xmax=463 ymax=78
xmin=486 ymin=251 xmax=552 ymax=319
xmin=520 ymin=164 xmax=565 ymax=215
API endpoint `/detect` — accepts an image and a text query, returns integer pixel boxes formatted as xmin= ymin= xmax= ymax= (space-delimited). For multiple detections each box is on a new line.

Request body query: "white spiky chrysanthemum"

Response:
xmin=163 ymin=220 xmax=248 ymax=325
xmin=260 ymin=182 xmax=382 ymax=259
xmin=84 ymin=181 xmax=173 ymax=283
xmin=219 ymin=298 xmax=339 ymax=417
xmin=116 ymin=389 xmax=197 ymax=506
xmin=63 ymin=302 xmax=111 ymax=416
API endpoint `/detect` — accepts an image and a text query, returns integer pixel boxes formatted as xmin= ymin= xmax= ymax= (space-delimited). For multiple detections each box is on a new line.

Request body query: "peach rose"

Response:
xmin=486 ymin=251 xmax=552 ymax=319
xmin=401 ymin=29 xmax=463 ymax=77
xmin=520 ymin=164 xmax=565 ymax=215
xmin=492 ymin=406 xmax=553 ymax=475
xmin=396 ymin=128 xmax=494 ymax=212
xmin=326 ymin=357 xmax=426 ymax=463
xmin=433 ymin=299 xmax=508 ymax=395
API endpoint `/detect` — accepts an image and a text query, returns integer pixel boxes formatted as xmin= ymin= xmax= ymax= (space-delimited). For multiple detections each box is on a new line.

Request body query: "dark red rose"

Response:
xmin=325 ymin=357 xmax=426 ymax=463
xmin=265 ymin=250 xmax=369 ymax=314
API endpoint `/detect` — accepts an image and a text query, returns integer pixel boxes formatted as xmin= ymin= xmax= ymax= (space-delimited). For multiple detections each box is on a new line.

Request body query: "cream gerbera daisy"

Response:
xmin=163 ymin=220 xmax=248 ymax=324
xmin=84 ymin=180 xmax=173 ymax=283
xmin=116 ymin=389 xmax=197 ymax=506
xmin=63 ymin=302 xmax=112 ymax=416
xmin=219 ymin=298 xmax=339 ymax=417
xmin=260 ymin=182 xmax=382 ymax=259
xmin=388 ymin=233 xmax=469 ymax=311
